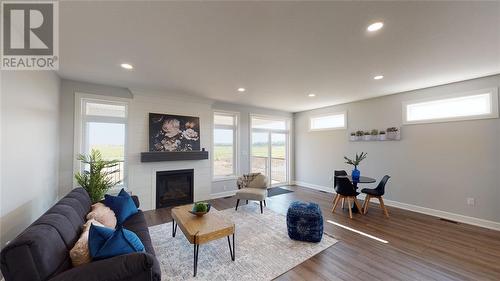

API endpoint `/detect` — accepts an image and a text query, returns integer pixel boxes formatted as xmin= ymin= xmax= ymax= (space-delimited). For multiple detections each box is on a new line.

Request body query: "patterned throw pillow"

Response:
xmin=86 ymin=203 xmax=117 ymax=229
xmin=69 ymin=220 xmax=104 ymax=267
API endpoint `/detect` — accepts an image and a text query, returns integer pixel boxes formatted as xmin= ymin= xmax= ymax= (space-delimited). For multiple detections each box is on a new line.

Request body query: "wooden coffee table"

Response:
xmin=171 ymin=204 xmax=235 ymax=277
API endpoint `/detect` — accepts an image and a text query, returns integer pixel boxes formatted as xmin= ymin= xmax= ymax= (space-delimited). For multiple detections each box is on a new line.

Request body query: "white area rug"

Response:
xmin=149 ymin=204 xmax=337 ymax=281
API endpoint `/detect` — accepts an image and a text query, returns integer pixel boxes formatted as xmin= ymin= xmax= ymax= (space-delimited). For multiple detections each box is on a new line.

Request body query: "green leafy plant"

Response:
xmin=355 ymin=130 xmax=364 ymax=137
xmin=192 ymin=202 xmax=209 ymax=212
xmin=350 ymin=132 xmax=356 ymax=136
xmin=344 ymin=152 xmax=368 ymax=169
xmin=387 ymin=127 xmax=399 ymax=132
xmin=379 ymin=130 xmax=386 ymax=135
xmin=370 ymin=129 xmax=379 ymax=136
xmin=75 ymin=149 xmax=121 ymax=203
xmin=364 ymin=131 xmax=370 ymax=135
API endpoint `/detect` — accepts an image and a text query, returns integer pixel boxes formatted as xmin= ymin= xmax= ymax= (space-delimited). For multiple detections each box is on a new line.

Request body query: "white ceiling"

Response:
xmin=58 ymin=1 xmax=500 ymax=112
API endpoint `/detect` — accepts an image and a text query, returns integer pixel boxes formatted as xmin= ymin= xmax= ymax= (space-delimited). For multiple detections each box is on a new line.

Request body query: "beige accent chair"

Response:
xmin=235 ymin=173 xmax=268 ymax=213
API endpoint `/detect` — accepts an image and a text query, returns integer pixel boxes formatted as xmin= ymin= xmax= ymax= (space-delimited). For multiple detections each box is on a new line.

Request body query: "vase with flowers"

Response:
xmin=344 ymin=152 xmax=368 ymax=182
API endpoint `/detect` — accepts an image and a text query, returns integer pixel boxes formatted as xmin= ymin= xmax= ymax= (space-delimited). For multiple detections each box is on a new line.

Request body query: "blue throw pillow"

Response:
xmin=88 ymin=224 xmax=145 ymax=260
xmin=104 ymin=188 xmax=138 ymax=225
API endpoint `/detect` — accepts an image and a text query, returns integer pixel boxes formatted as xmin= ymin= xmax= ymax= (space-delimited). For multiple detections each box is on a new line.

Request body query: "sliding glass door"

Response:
xmin=251 ymin=116 xmax=290 ymax=186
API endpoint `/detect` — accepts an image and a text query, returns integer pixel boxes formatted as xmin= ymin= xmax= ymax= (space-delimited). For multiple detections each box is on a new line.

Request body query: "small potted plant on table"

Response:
xmin=370 ymin=129 xmax=379 ymax=141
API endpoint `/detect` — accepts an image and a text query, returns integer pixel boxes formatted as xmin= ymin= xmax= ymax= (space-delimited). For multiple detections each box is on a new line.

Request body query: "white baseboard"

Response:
xmin=211 ymin=190 xmax=237 ymax=199
xmin=292 ymin=181 xmax=333 ymax=193
xmin=293 ymin=181 xmax=500 ymax=232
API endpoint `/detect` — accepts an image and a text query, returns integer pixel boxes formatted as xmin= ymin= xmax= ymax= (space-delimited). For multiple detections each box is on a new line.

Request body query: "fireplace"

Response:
xmin=156 ymin=169 xmax=194 ymax=209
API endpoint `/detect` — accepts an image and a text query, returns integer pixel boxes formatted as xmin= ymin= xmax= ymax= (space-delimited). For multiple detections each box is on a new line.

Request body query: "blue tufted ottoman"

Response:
xmin=286 ymin=201 xmax=323 ymax=242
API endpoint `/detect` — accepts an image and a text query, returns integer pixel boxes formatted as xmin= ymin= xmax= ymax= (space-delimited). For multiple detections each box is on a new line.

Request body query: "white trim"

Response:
xmin=212 ymin=176 xmax=238 ymax=182
xmin=402 ymin=87 xmax=499 ymax=125
xmin=211 ymin=190 xmax=237 ymax=199
xmin=308 ymin=111 xmax=347 ymax=131
xmin=292 ymin=181 xmax=333 ymax=193
xmin=294 ymin=181 xmax=500 ymax=231
xmin=73 ymin=92 xmax=130 ymax=189
xmin=250 ymin=114 xmax=292 ymax=186
xmin=369 ymin=198 xmax=500 ymax=232
xmin=213 ymin=111 xmax=240 ymax=179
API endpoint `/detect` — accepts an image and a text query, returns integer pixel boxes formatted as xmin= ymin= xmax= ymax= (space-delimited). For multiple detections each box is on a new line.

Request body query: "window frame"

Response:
xmin=402 ymin=88 xmax=499 ymax=125
xmin=212 ymin=111 xmax=239 ymax=181
xmin=250 ymin=114 xmax=292 ymax=187
xmin=74 ymin=93 xmax=129 ymax=190
xmin=309 ymin=111 xmax=347 ymax=131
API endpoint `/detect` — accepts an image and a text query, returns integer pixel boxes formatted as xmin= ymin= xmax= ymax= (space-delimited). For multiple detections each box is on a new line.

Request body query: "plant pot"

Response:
xmin=363 ymin=135 xmax=371 ymax=141
xmin=387 ymin=131 xmax=399 ymax=140
xmin=349 ymin=135 xmax=357 ymax=141
xmin=352 ymin=168 xmax=360 ymax=182
xmin=379 ymin=134 xmax=386 ymax=141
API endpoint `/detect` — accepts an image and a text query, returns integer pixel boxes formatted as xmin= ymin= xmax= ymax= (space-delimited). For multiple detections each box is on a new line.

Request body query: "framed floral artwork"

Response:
xmin=149 ymin=113 xmax=200 ymax=152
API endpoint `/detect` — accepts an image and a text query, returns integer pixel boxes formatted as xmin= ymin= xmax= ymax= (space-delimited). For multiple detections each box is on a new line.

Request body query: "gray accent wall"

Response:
xmin=0 ymin=71 xmax=61 ymax=246
xmin=294 ymin=75 xmax=500 ymax=223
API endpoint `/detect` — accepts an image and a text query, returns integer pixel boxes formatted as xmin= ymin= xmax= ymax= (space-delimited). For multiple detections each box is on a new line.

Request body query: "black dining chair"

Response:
xmin=332 ymin=176 xmax=363 ymax=219
xmin=361 ymin=175 xmax=391 ymax=217
xmin=334 ymin=170 xmax=348 ymax=209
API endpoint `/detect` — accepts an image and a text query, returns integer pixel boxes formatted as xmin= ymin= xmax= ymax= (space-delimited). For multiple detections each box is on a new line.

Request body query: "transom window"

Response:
xmin=213 ymin=112 xmax=238 ymax=178
xmin=309 ymin=112 xmax=346 ymax=130
xmin=403 ymin=88 xmax=498 ymax=124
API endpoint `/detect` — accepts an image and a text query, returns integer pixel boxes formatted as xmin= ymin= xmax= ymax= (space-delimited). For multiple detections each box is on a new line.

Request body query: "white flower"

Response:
xmin=182 ymin=128 xmax=199 ymax=141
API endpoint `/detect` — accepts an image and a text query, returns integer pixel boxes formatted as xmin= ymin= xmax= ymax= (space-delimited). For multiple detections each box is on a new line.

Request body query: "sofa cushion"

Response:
xmin=122 ymin=211 xmax=156 ymax=256
xmin=104 ymin=189 xmax=138 ymax=225
xmin=89 ymin=224 xmax=145 ymax=260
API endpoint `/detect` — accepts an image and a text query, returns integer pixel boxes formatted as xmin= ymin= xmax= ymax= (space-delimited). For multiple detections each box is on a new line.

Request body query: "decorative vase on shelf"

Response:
xmin=351 ymin=167 xmax=360 ymax=182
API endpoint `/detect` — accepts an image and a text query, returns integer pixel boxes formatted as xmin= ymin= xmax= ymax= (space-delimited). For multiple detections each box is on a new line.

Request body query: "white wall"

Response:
xmin=294 ymin=75 xmax=500 ymax=225
xmin=0 ymin=71 xmax=61 ymax=246
xmin=127 ymin=89 xmax=214 ymax=210
xmin=211 ymin=102 xmax=293 ymax=196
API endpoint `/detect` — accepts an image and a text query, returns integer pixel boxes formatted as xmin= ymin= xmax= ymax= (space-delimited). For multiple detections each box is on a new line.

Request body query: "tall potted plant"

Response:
xmin=344 ymin=152 xmax=367 ymax=181
xmin=75 ymin=149 xmax=122 ymax=203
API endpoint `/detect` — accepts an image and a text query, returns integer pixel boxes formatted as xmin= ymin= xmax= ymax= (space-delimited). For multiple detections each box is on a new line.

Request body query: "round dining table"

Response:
xmin=345 ymin=175 xmax=376 ymax=186
xmin=339 ymin=175 xmax=377 ymax=213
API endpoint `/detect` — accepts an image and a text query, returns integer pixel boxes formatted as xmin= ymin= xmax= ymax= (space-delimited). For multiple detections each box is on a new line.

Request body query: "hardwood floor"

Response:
xmin=143 ymin=186 xmax=500 ymax=281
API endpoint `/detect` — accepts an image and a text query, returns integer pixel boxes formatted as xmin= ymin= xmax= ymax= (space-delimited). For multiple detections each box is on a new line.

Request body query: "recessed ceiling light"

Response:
xmin=373 ymin=75 xmax=384 ymax=80
xmin=237 ymin=87 xmax=246 ymax=93
xmin=367 ymin=22 xmax=384 ymax=32
xmin=120 ymin=63 xmax=134 ymax=70
xmin=308 ymin=93 xmax=316 ymax=97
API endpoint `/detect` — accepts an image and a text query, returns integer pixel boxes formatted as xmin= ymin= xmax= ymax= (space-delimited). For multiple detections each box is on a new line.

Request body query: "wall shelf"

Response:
xmin=141 ymin=151 xmax=209 ymax=162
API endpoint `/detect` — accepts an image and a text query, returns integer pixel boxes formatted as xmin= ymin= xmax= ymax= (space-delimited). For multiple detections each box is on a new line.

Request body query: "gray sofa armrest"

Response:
xmin=49 ymin=252 xmax=159 ymax=281
xmin=131 ymin=195 xmax=140 ymax=208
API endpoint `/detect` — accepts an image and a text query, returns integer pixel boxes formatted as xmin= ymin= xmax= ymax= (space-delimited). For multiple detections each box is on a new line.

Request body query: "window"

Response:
xmin=403 ymin=88 xmax=499 ymax=124
xmin=251 ymin=115 xmax=290 ymax=186
xmin=309 ymin=112 xmax=346 ymax=130
xmin=213 ymin=112 xmax=238 ymax=179
xmin=78 ymin=96 xmax=128 ymax=187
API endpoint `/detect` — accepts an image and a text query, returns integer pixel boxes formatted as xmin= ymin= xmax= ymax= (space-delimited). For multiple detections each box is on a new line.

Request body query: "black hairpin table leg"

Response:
xmin=172 ymin=220 xmax=177 ymax=237
xmin=193 ymin=243 xmax=199 ymax=277
xmin=227 ymin=233 xmax=235 ymax=261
